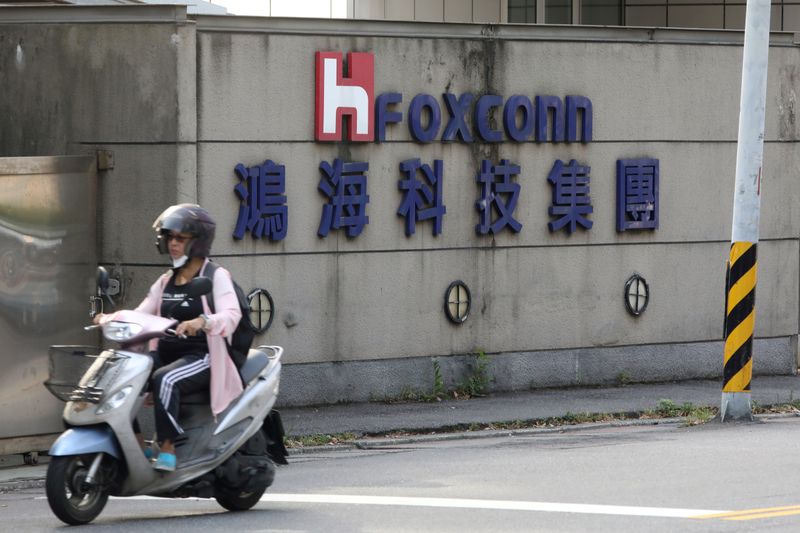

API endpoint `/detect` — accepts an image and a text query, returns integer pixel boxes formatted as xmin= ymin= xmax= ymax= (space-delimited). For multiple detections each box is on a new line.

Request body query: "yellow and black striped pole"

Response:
xmin=723 ymin=243 xmax=756 ymax=396
xmin=721 ymin=0 xmax=770 ymax=421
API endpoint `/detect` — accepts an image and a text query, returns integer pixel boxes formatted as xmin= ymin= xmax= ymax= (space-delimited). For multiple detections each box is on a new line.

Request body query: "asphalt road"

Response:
xmin=4 ymin=416 xmax=800 ymax=532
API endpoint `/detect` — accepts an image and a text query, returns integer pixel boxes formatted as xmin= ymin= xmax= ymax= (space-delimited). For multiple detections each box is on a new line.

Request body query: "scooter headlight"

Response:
xmin=104 ymin=321 xmax=142 ymax=341
xmin=96 ymin=386 xmax=132 ymax=414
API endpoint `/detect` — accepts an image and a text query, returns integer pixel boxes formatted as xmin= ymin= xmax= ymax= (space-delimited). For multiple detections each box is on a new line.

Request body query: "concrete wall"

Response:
xmin=0 ymin=6 xmax=197 ymax=271
xmin=189 ymin=18 xmax=799 ymax=404
xmin=2 ymin=7 xmax=798 ymax=406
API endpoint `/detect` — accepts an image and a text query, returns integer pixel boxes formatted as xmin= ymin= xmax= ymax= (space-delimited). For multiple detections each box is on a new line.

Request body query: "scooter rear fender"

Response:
xmin=49 ymin=425 xmax=122 ymax=460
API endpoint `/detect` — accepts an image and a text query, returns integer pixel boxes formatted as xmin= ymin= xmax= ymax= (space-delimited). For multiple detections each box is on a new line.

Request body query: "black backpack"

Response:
xmin=202 ymin=261 xmax=256 ymax=369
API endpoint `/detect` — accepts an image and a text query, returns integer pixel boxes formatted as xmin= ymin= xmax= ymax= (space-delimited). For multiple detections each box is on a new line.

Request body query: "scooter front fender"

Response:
xmin=49 ymin=426 xmax=122 ymax=460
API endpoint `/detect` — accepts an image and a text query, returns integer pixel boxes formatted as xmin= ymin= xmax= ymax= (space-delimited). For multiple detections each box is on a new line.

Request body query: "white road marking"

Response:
xmin=258 ymin=493 xmax=727 ymax=519
xmin=100 ymin=493 xmax=726 ymax=519
xmin=47 ymin=494 xmax=799 ymax=521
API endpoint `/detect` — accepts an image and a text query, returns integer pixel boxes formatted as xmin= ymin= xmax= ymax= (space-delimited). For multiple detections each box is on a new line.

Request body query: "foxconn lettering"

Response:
xmin=314 ymin=50 xmax=592 ymax=145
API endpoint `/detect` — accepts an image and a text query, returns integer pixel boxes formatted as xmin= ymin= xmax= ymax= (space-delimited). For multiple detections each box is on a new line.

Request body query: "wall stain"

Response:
xmin=778 ymin=65 xmax=798 ymax=141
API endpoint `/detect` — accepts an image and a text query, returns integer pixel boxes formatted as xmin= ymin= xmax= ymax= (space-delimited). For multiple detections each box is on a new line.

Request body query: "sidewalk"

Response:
xmin=3 ymin=375 xmax=800 ymax=492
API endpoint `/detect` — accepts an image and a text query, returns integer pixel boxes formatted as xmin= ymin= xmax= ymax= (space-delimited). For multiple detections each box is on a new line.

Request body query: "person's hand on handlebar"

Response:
xmin=174 ymin=316 xmax=206 ymax=337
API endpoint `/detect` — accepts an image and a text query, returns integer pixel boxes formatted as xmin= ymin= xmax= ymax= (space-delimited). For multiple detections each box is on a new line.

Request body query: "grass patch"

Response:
xmin=432 ymin=360 xmax=445 ymax=400
xmin=284 ymin=432 xmax=358 ymax=448
xmin=379 ymin=351 xmax=493 ymax=404
xmin=379 ymin=386 xmax=439 ymax=404
xmin=685 ymin=406 xmax=717 ymax=426
xmin=616 ymin=372 xmax=632 ymax=387
xmin=640 ymin=399 xmax=719 ymax=426
xmin=454 ymin=350 xmax=491 ymax=398
xmin=646 ymin=399 xmax=698 ymax=417
xmin=753 ymin=399 xmax=800 ymax=414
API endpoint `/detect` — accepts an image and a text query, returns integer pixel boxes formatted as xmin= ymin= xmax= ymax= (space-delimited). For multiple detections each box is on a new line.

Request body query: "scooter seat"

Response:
xmin=240 ymin=348 xmax=269 ymax=384
xmin=181 ymin=349 xmax=269 ymax=405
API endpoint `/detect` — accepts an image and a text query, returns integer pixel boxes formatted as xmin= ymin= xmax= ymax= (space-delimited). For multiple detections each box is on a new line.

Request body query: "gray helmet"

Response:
xmin=153 ymin=204 xmax=216 ymax=258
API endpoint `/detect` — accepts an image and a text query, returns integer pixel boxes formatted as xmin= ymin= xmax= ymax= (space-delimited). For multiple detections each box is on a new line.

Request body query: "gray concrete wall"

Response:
xmin=2 ymin=7 xmax=798 ymax=406
xmin=0 ymin=6 xmax=197 ymax=271
xmin=190 ymin=18 xmax=800 ymax=404
xmin=280 ymin=337 xmax=797 ymax=405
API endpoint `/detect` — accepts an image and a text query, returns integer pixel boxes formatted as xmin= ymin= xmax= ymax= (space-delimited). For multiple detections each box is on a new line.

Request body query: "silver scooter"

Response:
xmin=43 ymin=270 xmax=288 ymax=525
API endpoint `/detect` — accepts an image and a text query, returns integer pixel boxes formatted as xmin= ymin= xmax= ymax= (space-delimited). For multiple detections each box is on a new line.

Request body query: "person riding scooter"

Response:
xmin=95 ymin=203 xmax=243 ymax=471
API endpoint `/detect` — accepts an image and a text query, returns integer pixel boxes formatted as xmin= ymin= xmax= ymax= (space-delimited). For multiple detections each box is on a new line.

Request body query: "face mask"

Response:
xmin=172 ymin=255 xmax=188 ymax=268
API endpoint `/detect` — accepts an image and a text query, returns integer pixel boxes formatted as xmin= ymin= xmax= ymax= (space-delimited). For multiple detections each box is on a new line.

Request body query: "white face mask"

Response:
xmin=172 ymin=255 xmax=189 ymax=268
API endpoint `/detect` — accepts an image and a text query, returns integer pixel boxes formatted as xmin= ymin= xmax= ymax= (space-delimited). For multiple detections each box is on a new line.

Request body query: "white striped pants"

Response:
xmin=151 ymin=352 xmax=210 ymax=443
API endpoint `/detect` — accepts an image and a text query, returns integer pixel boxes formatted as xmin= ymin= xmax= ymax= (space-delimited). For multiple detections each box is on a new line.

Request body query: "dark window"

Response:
xmin=546 ymin=0 xmax=572 ymax=23
xmin=509 ymin=0 xmax=536 ymax=23
xmin=582 ymin=0 xmax=623 ymax=25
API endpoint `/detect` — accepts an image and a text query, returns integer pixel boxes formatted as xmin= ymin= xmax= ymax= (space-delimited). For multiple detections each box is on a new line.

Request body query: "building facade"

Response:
xmin=1 ymin=4 xmax=798 ymax=408
xmin=347 ymin=0 xmax=800 ymax=30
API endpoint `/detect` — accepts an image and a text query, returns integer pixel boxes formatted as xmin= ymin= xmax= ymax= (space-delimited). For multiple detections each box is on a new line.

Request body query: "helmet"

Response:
xmin=153 ymin=204 xmax=216 ymax=258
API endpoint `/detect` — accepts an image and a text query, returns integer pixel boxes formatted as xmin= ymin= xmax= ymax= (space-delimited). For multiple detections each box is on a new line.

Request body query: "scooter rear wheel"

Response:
xmin=46 ymin=455 xmax=111 ymax=525
xmin=215 ymin=486 xmax=267 ymax=511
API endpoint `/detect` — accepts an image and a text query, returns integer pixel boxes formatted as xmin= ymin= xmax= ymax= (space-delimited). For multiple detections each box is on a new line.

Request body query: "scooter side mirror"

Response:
xmin=96 ymin=267 xmax=110 ymax=294
xmin=91 ymin=266 xmax=113 ymax=317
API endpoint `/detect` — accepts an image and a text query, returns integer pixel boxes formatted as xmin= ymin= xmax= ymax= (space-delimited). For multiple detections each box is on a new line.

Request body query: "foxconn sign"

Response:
xmin=314 ymin=50 xmax=593 ymax=144
xmin=315 ymin=51 xmax=375 ymax=141
xmin=231 ymin=49 xmax=658 ymax=244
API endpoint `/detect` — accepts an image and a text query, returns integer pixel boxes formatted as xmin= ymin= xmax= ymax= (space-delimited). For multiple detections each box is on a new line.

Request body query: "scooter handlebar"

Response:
xmin=165 ymin=328 xmax=187 ymax=340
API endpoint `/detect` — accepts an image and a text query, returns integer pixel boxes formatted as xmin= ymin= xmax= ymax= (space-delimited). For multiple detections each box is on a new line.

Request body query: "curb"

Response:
xmin=0 ymin=478 xmax=45 ymax=493
xmin=286 ymin=417 xmax=685 ymax=454
xmin=355 ymin=416 xmax=684 ymax=448
xmin=283 ymin=411 xmax=800 ymax=454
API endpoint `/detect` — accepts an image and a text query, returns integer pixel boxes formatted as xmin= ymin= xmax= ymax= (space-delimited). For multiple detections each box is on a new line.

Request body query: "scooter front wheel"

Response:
xmin=46 ymin=455 xmax=111 ymax=525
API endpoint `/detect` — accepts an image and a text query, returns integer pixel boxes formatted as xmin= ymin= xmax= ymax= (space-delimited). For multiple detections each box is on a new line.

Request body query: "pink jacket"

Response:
xmin=135 ymin=259 xmax=244 ymax=416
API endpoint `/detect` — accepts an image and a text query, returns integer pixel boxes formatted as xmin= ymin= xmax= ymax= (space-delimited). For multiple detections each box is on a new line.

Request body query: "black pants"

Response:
xmin=151 ymin=352 xmax=210 ymax=444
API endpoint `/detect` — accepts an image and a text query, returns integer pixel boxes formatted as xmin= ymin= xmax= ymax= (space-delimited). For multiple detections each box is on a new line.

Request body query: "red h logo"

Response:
xmin=315 ymin=51 xmax=374 ymax=142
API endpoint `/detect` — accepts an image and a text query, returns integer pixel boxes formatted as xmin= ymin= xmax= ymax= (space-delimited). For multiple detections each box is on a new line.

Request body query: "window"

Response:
xmin=509 ymin=0 xmax=618 ymax=25
xmin=509 ymin=0 xmax=536 ymax=23
xmin=582 ymin=0 xmax=623 ymax=25
xmin=546 ymin=0 xmax=572 ymax=23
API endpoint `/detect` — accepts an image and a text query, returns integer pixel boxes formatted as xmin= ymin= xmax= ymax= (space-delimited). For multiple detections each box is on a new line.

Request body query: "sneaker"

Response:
xmin=143 ymin=447 xmax=154 ymax=460
xmin=153 ymin=452 xmax=176 ymax=472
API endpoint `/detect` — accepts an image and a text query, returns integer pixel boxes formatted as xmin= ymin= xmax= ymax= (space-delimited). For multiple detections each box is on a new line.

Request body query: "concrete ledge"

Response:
xmin=276 ymin=336 xmax=798 ymax=407
xmin=193 ymin=14 xmax=797 ymax=46
xmin=0 ymin=5 xmax=189 ymax=24
xmin=0 ymin=434 xmax=58 ymax=456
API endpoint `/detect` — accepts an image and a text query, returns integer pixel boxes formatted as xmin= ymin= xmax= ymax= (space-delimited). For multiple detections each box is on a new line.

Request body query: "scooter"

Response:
xmin=43 ymin=269 xmax=288 ymax=525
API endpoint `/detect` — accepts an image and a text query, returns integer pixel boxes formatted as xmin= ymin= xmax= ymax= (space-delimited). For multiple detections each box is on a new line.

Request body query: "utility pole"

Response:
xmin=721 ymin=0 xmax=771 ymax=421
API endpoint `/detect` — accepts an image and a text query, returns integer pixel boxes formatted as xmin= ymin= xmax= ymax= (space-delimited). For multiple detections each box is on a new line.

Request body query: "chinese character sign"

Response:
xmin=476 ymin=159 xmax=522 ymax=235
xmin=318 ymin=159 xmax=370 ymax=238
xmin=233 ymin=159 xmax=288 ymax=241
xmin=547 ymin=159 xmax=593 ymax=234
xmin=398 ymin=158 xmax=446 ymax=236
xmin=616 ymin=158 xmax=659 ymax=231
xmin=233 ymin=156 xmax=660 ymax=240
